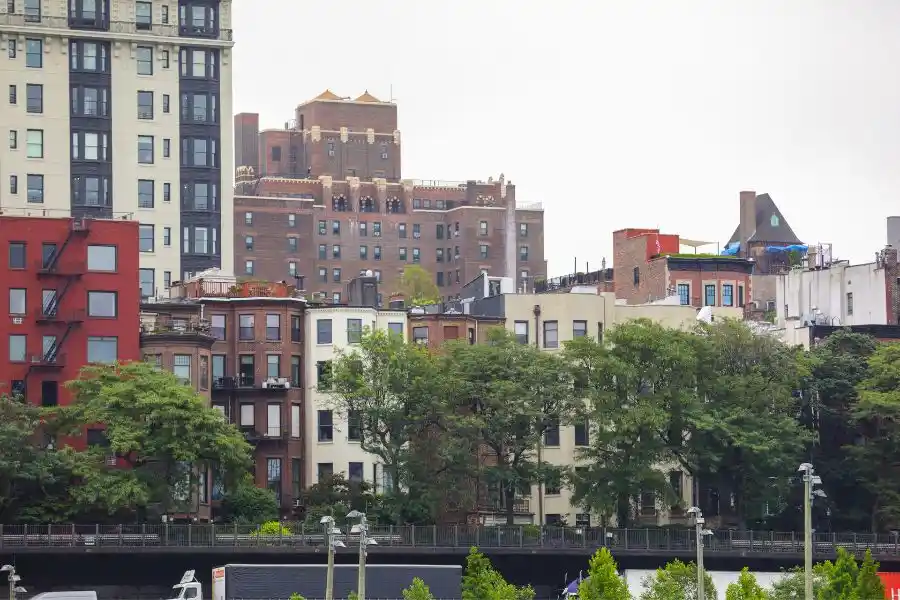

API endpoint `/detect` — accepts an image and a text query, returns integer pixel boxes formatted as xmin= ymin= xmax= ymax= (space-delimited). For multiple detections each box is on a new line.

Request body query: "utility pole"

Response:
xmin=320 ymin=516 xmax=345 ymax=600
xmin=348 ymin=510 xmax=377 ymax=600
xmin=687 ymin=507 xmax=711 ymax=600
xmin=799 ymin=462 xmax=825 ymax=600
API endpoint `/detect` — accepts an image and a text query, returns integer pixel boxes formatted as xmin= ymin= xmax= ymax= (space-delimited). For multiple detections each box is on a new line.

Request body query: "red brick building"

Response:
xmin=232 ymin=90 xmax=546 ymax=302
xmin=613 ymin=228 xmax=753 ymax=308
xmin=1 ymin=214 xmax=141 ymax=427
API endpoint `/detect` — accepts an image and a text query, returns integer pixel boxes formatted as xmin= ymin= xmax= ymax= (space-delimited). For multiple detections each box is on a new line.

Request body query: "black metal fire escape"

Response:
xmin=27 ymin=217 xmax=90 ymax=378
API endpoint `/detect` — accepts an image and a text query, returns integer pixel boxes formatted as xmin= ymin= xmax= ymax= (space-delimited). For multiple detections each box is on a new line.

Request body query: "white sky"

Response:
xmin=232 ymin=0 xmax=900 ymax=274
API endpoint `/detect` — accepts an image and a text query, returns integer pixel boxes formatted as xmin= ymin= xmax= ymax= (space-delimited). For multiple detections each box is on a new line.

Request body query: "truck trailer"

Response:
xmin=170 ymin=564 xmax=462 ymax=600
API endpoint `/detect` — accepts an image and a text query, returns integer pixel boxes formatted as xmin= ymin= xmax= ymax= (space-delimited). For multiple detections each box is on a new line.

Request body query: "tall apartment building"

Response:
xmin=233 ymin=90 xmax=546 ymax=300
xmin=2 ymin=214 xmax=141 ymax=423
xmin=0 ymin=0 xmax=234 ymax=298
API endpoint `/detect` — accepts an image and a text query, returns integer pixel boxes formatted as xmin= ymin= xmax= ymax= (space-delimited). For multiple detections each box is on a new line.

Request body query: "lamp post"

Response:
xmin=347 ymin=510 xmax=378 ymax=600
xmin=687 ymin=507 xmax=713 ymax=600
xmin=798 ymin=463 xmax=826 ymax=600
xmin=320 ymin=516 xmax=346 ymax=600
xmin=0 ymin=565 xmax=25 ymax=600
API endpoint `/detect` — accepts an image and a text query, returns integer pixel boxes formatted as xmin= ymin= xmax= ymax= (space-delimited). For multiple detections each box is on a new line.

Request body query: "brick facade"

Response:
xmin=407 ymin=314 xmax=505 ymax=348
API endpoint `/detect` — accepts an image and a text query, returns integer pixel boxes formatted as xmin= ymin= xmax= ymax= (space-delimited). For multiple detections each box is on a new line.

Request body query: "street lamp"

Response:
xmin=320 ymin=516 xmax=346 ymax=600
xmin=1 ymin=565 xmax=25 ymax=600
xmin=798 ymin=463 xmax=826 ymax=600
xmin=687 ymin=507 xmax=713 ymax=600
xmin=347 ymin=510 xmax=378 ymax=600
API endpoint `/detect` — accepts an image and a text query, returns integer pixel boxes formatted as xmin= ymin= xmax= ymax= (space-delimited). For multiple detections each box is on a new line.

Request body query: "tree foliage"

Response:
xmin=639 ymin=559 xmax=716 ymax=600
xmin=724 ymin=568 xmax=768 ymax=600
xmin=577 ymin=547 xmax=631 ymax=600
xmin=461 ymin=547 xmax=535 ymax=600
xmin=395 ymin=265 xmax=441 ymax=306
xmin=402 ymin=577 xmax=436 ymax=600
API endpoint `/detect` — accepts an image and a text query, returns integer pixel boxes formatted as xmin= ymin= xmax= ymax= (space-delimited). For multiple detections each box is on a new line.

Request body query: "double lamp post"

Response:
xmin=321 ymin=510 xmax=377 ymax=600
xmin=1 ymin=565 xmax=26 ymax=600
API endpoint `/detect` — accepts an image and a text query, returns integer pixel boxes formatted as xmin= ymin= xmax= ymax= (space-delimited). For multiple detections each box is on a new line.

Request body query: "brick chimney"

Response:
xmin=738 ymin=191 xmax=757 ymax=258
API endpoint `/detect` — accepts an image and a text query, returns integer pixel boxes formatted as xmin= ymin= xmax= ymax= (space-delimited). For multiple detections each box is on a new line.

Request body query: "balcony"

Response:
xmin=240 ymin=426 xmax=289 ymax=444
xmin=30 ymin=353 xmax=66 ymax=369
xmin=212 ymin=376 xmax=292 ymax=394
xmin=171 ymin=279 xmax=302 ymax=300
xmin=140 ymin=317 xmax=215 ymax=344
xmin=535 ymin=269 xmax=614 ymax=294
xmin=34 ymin=308 xmax=85 ymax=325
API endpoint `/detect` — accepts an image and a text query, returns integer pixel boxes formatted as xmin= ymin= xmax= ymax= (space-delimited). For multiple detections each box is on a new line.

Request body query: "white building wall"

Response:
xmin=776 ymin=262 xmax=887 ymax=327
xmin=0 ymin=0 xmax=233 ymax=289
xmin=304 ymin=307 xmax=407 ymax=492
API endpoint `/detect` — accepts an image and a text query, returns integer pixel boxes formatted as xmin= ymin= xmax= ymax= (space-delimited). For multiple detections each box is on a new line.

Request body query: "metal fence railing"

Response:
xmin=1 ymin=524 xmax=899 ymax=558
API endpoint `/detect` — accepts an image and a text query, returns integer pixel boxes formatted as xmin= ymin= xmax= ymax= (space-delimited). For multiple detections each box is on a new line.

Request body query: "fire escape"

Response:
xmin=28 ymin=217 xmax=90 ymax=379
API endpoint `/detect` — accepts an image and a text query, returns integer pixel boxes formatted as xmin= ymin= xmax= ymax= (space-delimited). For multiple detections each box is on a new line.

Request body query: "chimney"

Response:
xmin=738 ymin=191 xmax=757 ymax=259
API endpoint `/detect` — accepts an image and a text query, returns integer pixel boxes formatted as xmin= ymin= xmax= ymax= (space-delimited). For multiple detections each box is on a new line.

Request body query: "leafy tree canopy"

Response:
xmin=578 ymin=547 xmax=630 ymax=600
xmin=395 ymin=265 xmax=441 ymax=306
xmin=639 ymin=559 xmax=716 ymax=600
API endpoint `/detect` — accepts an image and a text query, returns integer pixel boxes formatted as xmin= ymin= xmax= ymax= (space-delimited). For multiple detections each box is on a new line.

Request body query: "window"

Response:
xmin=71 ymin=85 xmax=109 ymax=117
xmin=349 ymin=462 xmax=364 ymax=483
xmin=8 ymin=175 xmax=16 ymax=195
xmin=520 ymin=246 xmax=529 ymax=261
xmin=8 ymin=84 xmax=15 ymax=105
xmin=738 ymin=285 xmax=745 ymax=308
xmin=412 ymin=326 xmax=429 ymax=345
xmin=332 ymin=220 xmax=340 ymax=235
xmin=266 ymin=457 xmax=282 ymax=505
xmin=359 ymin=245 xmax=367 ymax=259
xmin=479 ymin=244 xmax=488 ymax=259
xmin=847 ymin=292 xmax=854 ymax=315
xmin=332 ymin=245 xmax=341 ymax=259
xmin=163 ymin=138 xmax=171 ymax=158
xmin=25 ymin=39 xmax=41 ymax=68
xmin=161 ymin=50 xmax=169 ymax=68
xmin=374 ymin=246 xmax=382 ymax=260
xmin=162 ymin=94 xmax=170 ymax=113
xmin=208 ymin=315 xmax=225 ymax=340
xmin=9 ymin=242 xmax=28 ymax=270
xmin=135 ymin=1 xmax=151 ymax=29
xmin=139 ymin=224 xmax=154 ymax=252
xmin=677 ymin=283 xmax=690 ymax=306
xmin=138 ymin=269 xmax=154 ymax=297
xmin=136 ymin=46 xmax=153 ymax=75
xmin=669 ymin=471 xmax=683 ymax=507
xmin=640 ymin=491 xmax=656 ymax=516
xmin=265 ymin=314 xmax=280 ymax=340
xmin=412 ymin=247 xmax=420 ymax=262
xmin=72 ymin=132 xmax=109 ymax=162
xmin=332 ymin=268 xmax=341 ymax=282
xmin=163 ymin=227 xmax=171 ymax=246
xmin=290 ymin=355 xmax=301 ymax=386
xmin=138 ymin=135 xmax=154 ymax=163
xmin=239 ymin=404 xmax=254 ymax=426
xmin=87 ymin=245 xmax=115 ymax=271
xmin=184 ymin=181 xmax=217 ymax=211
xmin=7 ymin=39 xmax=14 ymax=58
xmin=163 ymin=271 xmax=171 ymax=289
xmin=8 ymin=289 xmax=25 ymax=315
xmin=173 ymin=354 xmax=191 ymax=382
xmin=25 ymin=129 xmax=43 ymax=158
xmin=26 ymin=174 xmax=43 ymax=203
xmin=388 ymin=322 xmax=403 ymax=337
xmin=722 ymin=284 xmax=734 ymax=307
xmin=212 ymin=355 xmax=225 ymax=383
xmin=87 ymin=291 xmax=116 ymax=317
xmin=704 ymin=284 xmax=716 ymax=307
xmin=573 ymin=320 xmax=587 ymax=338
xmin=520 ymin=223 xmax=528 ymax=237
xmin=70 ymin=41 xmax=110 ymax=73
xmin=479 ymin=221 xmax=488 ymax=235
xmin=633 ymin=267 xmax=640 ymax=286
xmin=181 ymin=91 xmax=218 ymax=123
xmin=8 ymin=130 xmax=15 ymax=149
xmin=316 ymin=360 xmax=332 ymax=387
xmin=347 ymin=318 xmax=362 ymax=344
xmin=137 ymin=90 xmax=153 ymax=119
xmin=543 ymin=321 xmax=559 ymax=349
xmin=543 ymin=417 xmax=560 ymax=446
xmin=291 ymin=315 xmax=302 ymax=342
xmin=514 ymin=321 xmax=528 ymax=344
xmin=25 ymin=84 xmax=42 ymax=113
xmin=399 ymin=247 xmax=407 ymax=261
xmin=316 ymin=319 xmax=332 ymax=344
xmin=181 ymin=137 xmax=217 ymax=167
xmin=347 ymin=410 xmax=362 ymax=441
xmin=288 ymin=237 xmax=297 ymax=252
xmin=239 ymin=315 xmax=254 ymax=340
xmin=291 ymin=404 xmax=301 ymax=438
xmin=87 ymin=336 xmax=117 ymax=363
xmin=180 ymin=47 xmax=218 ymax=79
xmin=138 ymin=179 xmax=154 ymax=208
xmin=244 ymin=236 xmax=253 ymax=250
xmin=41 ymin=380 xmax=58 ymax=407
xmin=317 ymin=463 xmax=333 ymax=482
xmin=575 ymin=421 xmax=589 ymax=446
xmin=238 ymin=355 xmax=255 ymax=384
xmin=9 ymin=335 xmax=26 ymax=362
xmin=318 ymin=410 xmax=333 ymax=442
xmin=266 ymin=354 xmax=279 ymax=378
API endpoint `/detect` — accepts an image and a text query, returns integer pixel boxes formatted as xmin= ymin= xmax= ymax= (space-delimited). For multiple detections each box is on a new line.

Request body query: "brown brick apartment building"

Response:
xmin=142 ymin=276 xmax=306 ymax=517
xmin=614 ymin=228 xmax=753 ymax=309
xmin=232 ymin=90 xmax=546 ymax=302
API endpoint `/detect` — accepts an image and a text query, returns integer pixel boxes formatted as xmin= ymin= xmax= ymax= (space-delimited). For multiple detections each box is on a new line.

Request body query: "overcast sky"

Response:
xmin=232 ymin=0 xmax=900 ymax=274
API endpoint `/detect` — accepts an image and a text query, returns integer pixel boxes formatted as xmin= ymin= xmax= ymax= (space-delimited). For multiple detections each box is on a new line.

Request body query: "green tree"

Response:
xmin=684 ymin=319 xmax=809 ymax=527
xmin=219 ymin=474 xmax=279 ymax=523
xmin=817 ymin=548 xmax=859 ymax=600
xmin=725 ymin=568 xmax=769 ymax=600
xmin=639 ymin=560 xmax=716 ymax=600
xmin=565 ymin=322 xmax=691 ymax=526
xmin=0 ymin=394 xmax=81 ymax=522
xmin=328 ymin=330 xmax=469 ymax=522
xmin=444 ymin=329 xmax=575 ymax=524
xmin=53 ymin=361 xmax=253 ymax=518
xmin=577 ymin=547 xmax=630 ymax=600
xmin=395 ymin=265 xmax=440 ymax=306
xmin=461 ymin=547 xmax=535 ymax=600
xmin=297 ymin=473 xmax=380 ymax=525
xmin=768 ymin=566 xmax=824 ymax=600
xmin=851 ymin=342 xmax=900 ymax=531
xmin=854 ymin=549 xmax=885 ymax=600
xmin=403 ymin=577 xmax=436 ymax=600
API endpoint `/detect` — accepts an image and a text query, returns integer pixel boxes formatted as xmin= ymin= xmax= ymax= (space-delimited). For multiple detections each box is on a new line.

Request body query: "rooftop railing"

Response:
xmin=0 ymin=524 xmax=897 ymax=558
